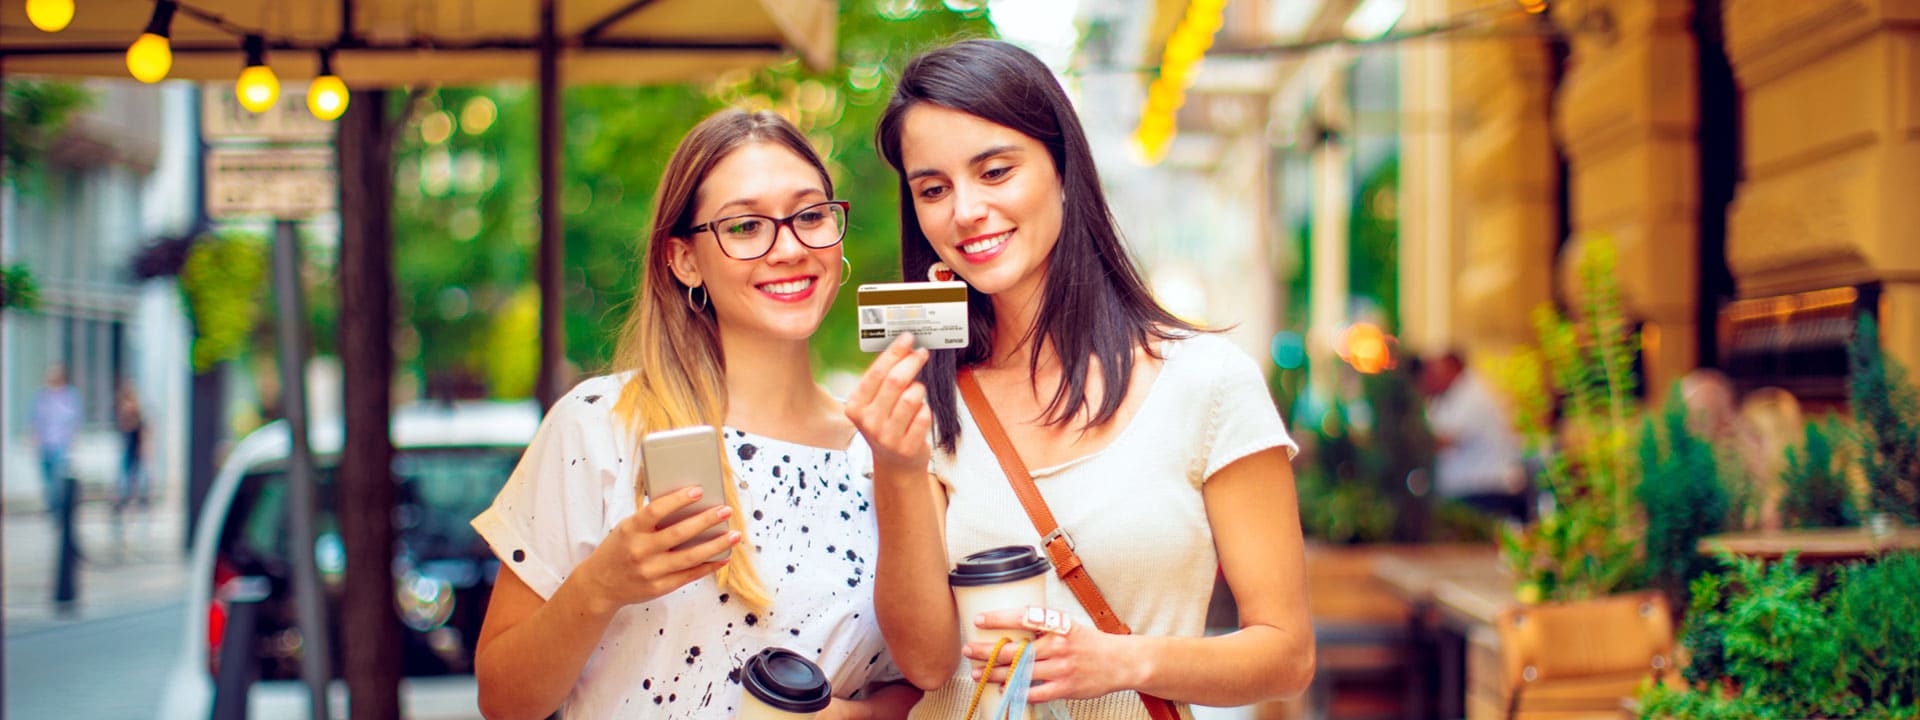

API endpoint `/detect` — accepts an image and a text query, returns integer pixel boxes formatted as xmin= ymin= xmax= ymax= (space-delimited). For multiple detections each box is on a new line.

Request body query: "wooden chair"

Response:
xmin=1492 ymin=591 xmax=1674 ymax=720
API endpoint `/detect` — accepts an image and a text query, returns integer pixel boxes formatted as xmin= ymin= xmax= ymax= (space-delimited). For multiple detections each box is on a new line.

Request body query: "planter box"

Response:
xmin=1480 ymin=591 xmax=1674 ymax=720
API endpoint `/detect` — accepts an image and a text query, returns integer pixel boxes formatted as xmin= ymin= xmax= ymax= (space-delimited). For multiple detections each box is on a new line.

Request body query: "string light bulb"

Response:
xmin=125 ymin=0 xmax=177 ymax=83
xmin=25 ymin=0 xmax=74 ymax=32
xmin=235 ymin=35 xmax=280 ymax=113
xmin=307 ymin=50 xmax=349 ymax=121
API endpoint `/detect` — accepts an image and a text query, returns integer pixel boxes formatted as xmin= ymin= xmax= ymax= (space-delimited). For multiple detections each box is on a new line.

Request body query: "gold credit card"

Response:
xmin=856 ymin=281 xmax=969 ymax=352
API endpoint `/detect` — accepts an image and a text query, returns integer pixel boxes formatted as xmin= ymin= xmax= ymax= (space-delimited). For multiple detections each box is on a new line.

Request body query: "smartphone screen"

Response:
xmin=640 ymin=425 xmax=733 ymax=562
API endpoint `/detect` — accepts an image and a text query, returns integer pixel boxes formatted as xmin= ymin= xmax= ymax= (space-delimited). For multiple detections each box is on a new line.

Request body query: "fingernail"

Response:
xmin=716 ymin=506 xmax=733 ymax=519
xmin=728 ymin=531 xmax=743 ymax=542
xmin=974 ymin=614 xmax=986 ymax=626
xmin=687 ymin=487 xmax=703 ymax=499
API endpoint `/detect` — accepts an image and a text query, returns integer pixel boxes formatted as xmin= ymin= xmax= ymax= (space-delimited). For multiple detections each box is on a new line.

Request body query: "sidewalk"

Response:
xmin=3 ymin=498 xmax=190 ymax=633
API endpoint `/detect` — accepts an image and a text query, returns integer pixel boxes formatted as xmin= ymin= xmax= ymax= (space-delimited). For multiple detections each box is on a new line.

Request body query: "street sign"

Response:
xmin=201 ymin=82 xmax=336 ymax=143
xmin=205 ymin=146 xmax=337 ymax=220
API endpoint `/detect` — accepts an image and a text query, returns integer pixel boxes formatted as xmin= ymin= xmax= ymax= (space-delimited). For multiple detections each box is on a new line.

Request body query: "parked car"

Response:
xmin=158 ymin=401 xmax=540 ymax=720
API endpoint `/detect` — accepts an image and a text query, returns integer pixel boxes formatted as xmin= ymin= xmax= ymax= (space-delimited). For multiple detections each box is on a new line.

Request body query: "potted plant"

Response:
xmin=1495 ymin=236 xmax=1644 ymax=603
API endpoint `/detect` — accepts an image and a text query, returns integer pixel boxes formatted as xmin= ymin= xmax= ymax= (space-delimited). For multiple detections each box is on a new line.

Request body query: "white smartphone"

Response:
xmin=640 ymin=425 xmax=733 ymax=563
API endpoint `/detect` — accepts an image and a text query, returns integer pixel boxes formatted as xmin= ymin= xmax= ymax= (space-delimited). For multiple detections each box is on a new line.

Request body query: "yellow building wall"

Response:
xmin=1724 ymin=0 xmax=1920 ymax=371
xmin=1450 ymin=6 xmax=1559 ymax=355
xmin=1554 ymin=0 xmax=1702 ymax=395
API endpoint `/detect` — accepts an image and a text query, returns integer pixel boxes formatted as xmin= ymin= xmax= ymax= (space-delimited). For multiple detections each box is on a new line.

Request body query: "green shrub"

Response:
xmin=1848 ymin=315 xmax=1920 ymax=522
xmin=1778 ymin=416 xmax=1857 ymax=529
xmin=1638 ymin=384 xmax=1730 ymax=608
xmin=1641 ymin=552 xmax=1920 ymax=719
xmin=1831 ymin=553 xmax=1920 ymax=712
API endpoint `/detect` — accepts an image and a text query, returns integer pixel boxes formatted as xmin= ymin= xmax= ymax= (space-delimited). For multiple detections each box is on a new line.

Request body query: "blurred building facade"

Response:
xmin=1088 ymin=0 xmax=1917 ymax=405
xmin=2 ymin=80 xmax=196 ymax=510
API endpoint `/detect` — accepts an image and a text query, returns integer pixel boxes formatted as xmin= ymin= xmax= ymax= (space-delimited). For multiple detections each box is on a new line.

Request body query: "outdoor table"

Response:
xmin=1697 ymin=526 xmax=1920 ymax=562
xmin=1368 ymin=545 xmax=1514 ymax=720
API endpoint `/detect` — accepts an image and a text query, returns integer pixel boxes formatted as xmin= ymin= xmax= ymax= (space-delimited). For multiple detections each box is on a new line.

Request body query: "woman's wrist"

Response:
xmin=872 ymin=458 xmax=927 ymax=482
xmin=556 ymin=566 xmax=618 ymax=621
xmin=1119 ymin=633 xmax=1157 ymax=696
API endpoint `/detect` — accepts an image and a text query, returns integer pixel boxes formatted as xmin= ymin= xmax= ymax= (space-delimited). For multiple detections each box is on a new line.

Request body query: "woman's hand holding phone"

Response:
xmin=575 ymin=486 xmax=741 ymax=617
xmin=845 ymin=333 xmax=934 ymax=480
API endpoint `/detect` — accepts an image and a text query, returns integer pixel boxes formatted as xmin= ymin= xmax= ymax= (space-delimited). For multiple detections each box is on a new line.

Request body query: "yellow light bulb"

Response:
xmin=307 ymin=75 xmax=349 ymax=121
xmin=126 ymin=33 xmax=173 ymax=83
xmin=236 ymin=65 xmax=280 ymax=113
xmin=25 ymin=0 xmax=74 ymax=32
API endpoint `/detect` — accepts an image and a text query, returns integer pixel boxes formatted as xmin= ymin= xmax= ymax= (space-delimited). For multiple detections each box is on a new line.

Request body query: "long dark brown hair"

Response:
xmin=610 ymin=109 xmax=833 ymax=610
xmin=876 ymin=39 xmax=1201 ymax=452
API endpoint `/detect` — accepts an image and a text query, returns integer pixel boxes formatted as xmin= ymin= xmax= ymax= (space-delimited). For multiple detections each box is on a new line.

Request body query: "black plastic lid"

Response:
xmin=948 ymin=545 xmax=1052 ymax=587
xmin=742 ymin=647 xmax=832 ymax=713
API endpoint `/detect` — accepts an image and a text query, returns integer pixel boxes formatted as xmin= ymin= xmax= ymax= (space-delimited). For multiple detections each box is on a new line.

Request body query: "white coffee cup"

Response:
xmin=737 ymin=647 xmax=832 ymax=719
xmin=950 ymin=545 xmax=1053 ymax=719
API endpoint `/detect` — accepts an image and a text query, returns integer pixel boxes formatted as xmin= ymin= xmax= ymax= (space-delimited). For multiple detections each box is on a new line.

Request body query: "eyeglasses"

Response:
xmin=688 ymin=200 xmax=850 ymax=261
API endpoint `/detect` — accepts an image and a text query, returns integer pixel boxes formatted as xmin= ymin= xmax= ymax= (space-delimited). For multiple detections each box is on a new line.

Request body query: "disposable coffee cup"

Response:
xmin=738 ymin=647 xmax=833 ymax=719
xmin=950 ymin=545 xmax=1052 ymax=719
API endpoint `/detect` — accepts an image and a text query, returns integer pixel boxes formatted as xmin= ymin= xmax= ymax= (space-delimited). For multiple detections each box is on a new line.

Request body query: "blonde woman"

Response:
xmin=473 ymin=110 xmax=915 ymax=719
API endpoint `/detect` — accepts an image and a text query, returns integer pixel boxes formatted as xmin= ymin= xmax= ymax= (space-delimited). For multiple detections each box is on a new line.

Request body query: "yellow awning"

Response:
xmin=1 ymin=0 xmax=836 ymax=86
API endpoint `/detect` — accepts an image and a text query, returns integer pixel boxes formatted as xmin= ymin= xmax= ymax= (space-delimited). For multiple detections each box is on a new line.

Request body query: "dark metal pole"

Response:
xmin=338 ymin=88 xmax=402 ymax=720
xmin=185 ymin=84 xmax=220 ymax=551
xmin=536 ymin=0 xmax=566 ymax=411
xmin=53 ymin=476 xmax=79 ymax=611
xmin=271 ymin=218 xmax=332 ymax=720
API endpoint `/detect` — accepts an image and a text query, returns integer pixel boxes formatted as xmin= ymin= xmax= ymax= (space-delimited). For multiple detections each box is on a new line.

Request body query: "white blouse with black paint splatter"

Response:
xmin=472 ymin=374 xmax=901 ymax=719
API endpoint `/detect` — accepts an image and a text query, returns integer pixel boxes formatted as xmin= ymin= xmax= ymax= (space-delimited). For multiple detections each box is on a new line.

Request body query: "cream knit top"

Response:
xmin=909 ymin=334 xmax=1298 ymax=720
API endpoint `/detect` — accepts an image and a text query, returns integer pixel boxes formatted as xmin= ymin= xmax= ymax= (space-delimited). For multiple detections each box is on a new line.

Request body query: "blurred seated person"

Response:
xmin=1420 ymin=351 xmax=1528 ymax=521
xmin=1681 ymin=368 xmax=1800 ymax=530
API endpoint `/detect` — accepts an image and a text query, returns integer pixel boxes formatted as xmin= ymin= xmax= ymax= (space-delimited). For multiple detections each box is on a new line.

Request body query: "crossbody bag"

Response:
xmin=956 ymin=369 xmax=1181 ymax=720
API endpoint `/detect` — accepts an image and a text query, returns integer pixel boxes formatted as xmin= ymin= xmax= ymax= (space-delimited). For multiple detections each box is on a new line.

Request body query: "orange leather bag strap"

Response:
xmin=956 ymin=369 xmax=1181 ymax=720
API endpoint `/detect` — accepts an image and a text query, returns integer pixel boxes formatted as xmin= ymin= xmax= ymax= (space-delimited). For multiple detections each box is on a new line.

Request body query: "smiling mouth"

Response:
xmin=756 ymin=277 xmax=816 ymax=295
xmin=959 ymin=230 xmax=1012 ymax=256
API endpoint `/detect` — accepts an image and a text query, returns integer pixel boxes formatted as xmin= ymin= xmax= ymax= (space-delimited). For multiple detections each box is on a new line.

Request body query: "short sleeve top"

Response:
xmin=472 ymin=374 xmax=901 ymax=719
xmin=910 ymin=334 xmax=1297 ymax=720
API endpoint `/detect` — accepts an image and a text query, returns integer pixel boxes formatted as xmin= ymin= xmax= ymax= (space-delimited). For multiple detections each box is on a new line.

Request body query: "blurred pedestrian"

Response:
xmin=1419 ymin=351 xmax=1528 ymax=521
xmin=115 ymin=381 xmax=150 ymax=512
xmin=32 ymin=363 xmax=82 ymax=515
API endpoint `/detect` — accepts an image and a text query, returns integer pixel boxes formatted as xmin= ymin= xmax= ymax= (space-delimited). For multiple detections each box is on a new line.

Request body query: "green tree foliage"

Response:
xmin=2 ymin=80 xmax=93 ymax=187
xmin=1777 ymin=416 xmax=1857 ymax=529
xmin=1641 ymin=553 xmax=1920 ymax=719
xmin=1637 ymin=383 xmax=1730 ymax=609
xmin=180 ymin=233 xmax=269 ymax=372
xmin=384 ymin=1 xmax=995 ymax=397
xmin=0 ymin=264 xmax=40 ymax=310
xmin=1349 ymin=158 xmax=1399 ymax=332
xmin=1294 ymin=404 xmax=1397 ymax=544
xmin=1848 ymin=314 xmax=1920 ymax=522
xmin=720 ymin=0 xmax=995 ymax=376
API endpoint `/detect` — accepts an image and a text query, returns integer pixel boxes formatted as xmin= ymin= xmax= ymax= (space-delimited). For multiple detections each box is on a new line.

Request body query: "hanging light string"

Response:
xmin=22 ymin=0 xmax=351 ymax=118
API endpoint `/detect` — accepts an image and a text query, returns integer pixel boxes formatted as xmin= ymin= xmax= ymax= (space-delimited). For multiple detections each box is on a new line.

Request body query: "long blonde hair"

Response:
xmin=610 ymin=110 xmax=833 ymax=611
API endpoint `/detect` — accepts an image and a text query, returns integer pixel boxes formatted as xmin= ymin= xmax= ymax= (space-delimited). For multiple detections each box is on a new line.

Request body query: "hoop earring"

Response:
xmin=686 ymin=284 xmax=708 ymax=313
xmin=841 ymin=257 xmax=853 ymax=287
xmin=927 ymin=261 xmax=956 ymax=283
